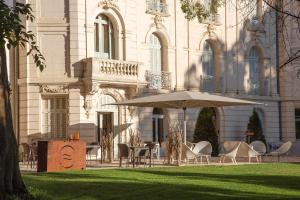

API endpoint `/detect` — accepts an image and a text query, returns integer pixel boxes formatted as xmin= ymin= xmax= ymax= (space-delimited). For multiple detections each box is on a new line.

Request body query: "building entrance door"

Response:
xmin=97 ymin=112 xmax=114 ymax=161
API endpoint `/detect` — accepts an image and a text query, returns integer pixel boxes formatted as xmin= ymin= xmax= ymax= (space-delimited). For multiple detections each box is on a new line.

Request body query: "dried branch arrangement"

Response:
xmin=101 ymin=128 xmax=113 ymax=163
xmin=128 ymin=128 xmax=143 ymax=147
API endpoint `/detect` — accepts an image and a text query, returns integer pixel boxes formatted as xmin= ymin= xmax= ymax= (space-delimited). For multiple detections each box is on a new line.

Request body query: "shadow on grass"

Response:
xmin=24 ymin=175 xmax=300 ymax=200
xmin=122 ymin=168 xmax=300 ymax=191
xmin=23 ymin=166 xmax=300 ymax=200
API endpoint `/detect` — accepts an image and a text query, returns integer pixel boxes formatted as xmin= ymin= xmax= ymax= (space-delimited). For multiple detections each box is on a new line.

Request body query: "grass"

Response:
xmin=23 ymin=163 xmax=300 ymax=200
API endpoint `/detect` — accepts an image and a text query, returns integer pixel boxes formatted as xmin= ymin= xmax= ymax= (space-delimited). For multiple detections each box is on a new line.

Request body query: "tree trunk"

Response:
xmin=0 ymin=45 xmax=27 ymax=198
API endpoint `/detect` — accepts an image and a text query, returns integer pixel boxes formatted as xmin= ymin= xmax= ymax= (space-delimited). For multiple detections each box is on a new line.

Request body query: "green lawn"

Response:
xmin=23 ymin=163 xmax=300 ymax=200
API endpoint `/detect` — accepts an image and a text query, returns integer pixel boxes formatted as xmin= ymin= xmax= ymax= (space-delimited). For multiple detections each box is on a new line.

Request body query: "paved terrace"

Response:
xmin=20 ymin=156 xmax=300 ymax=173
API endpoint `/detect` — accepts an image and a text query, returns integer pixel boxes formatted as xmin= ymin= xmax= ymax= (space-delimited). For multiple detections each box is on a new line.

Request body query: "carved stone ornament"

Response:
xmin=40 ymin=84 xmax=69 ymax=94
xmin=207 ymin=24 xmax=215 ymax=37
xmin=98 ymin=0 xmax=119 ymax=10
xmin=83 ymin=95 xmax=93 ymax=118
xmin=154 ymin=15 xmax=163 ymax=29
xmin=86 ymin=82 xmax=100 ymax=95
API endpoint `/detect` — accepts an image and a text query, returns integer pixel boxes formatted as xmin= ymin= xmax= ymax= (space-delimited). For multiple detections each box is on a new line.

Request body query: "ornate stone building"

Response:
xmin=279 ymin=0 xmax=300 ymax=153
xmin=7 ymin=0 xmax=281 ymax=157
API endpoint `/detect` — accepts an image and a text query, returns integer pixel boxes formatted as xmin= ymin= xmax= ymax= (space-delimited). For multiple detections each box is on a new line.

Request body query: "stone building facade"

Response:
xmin=279 ymin=0 xmax=300 ymax=153
xmin=7 ymin=0 xmax=282 ymax=157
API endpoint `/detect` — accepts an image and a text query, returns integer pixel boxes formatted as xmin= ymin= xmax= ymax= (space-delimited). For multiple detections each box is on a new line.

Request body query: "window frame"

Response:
xmin=248 ymin=46 xmax=260 ymax=95
xmin=94 ymin=14 xmax=115 ymax=59
xmin=202 ymin=40 xmax=215 ymax=93
xmin=42 ymin=95 xmax=69 ymax=139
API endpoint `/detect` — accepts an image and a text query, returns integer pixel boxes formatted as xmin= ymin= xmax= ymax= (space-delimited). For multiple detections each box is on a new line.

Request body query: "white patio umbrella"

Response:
xmin=110 ymin=91 xmax=261 ymax=144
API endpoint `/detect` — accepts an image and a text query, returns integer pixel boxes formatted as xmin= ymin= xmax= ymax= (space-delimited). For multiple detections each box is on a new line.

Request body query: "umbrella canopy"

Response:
xmin=112 ymin=91 xmax=260 ymax=108
xmin=110 ymin=91 xmax=261 ymax=144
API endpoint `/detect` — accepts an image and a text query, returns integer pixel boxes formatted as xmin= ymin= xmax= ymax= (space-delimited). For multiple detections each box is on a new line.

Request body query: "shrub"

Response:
xmin=193 ymin=107 xmax=219 ymax=156
xmin=247 ymin=110 xmax=266 ymax=144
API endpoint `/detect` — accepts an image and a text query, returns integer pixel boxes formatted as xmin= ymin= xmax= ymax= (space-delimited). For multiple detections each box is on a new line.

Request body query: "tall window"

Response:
xmin=42 ymin=96 xmax=68 ymax=139
xmin=94 ymin=14 xmax=115 ymax=59
xmin=248 ymin=47 xmax=260 ymax=95
xmin=296 ymin=109 xmax=300 ymax=139
xmin=202 ymin=41 xmax=215 ymax=92
xmin=149 ymin=33 xmax=162 ymax=74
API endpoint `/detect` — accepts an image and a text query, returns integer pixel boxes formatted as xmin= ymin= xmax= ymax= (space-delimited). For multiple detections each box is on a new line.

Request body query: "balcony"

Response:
xmin=146 ymin=0 xmax=169 ymax=16
xmin=146 ymin=71 xmax=171 ymax=90
xmin=203 ymin=14 xmax=221 ymax=25
xmin=82 ymin=58 xmax=139 ymax=86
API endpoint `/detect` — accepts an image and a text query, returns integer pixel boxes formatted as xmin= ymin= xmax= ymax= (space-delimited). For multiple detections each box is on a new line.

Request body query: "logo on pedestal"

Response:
xmin=59 ymin=145 xmax=75 ymax=168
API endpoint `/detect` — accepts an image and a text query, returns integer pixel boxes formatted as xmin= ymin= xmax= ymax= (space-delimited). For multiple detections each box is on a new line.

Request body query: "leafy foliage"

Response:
xmin=247 ymin=110 xmax=266 ymax=144
xmin=180 ymin=0 xmax=223 ymax=22
xmin=0 ymin=0 xmax=45 ymax=71
xmin=193 ymin=107 xmax=219 ymax=156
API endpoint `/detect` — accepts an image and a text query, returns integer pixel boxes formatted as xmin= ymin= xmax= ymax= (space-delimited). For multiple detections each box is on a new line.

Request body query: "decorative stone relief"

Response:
xmin=83 ymin=95 xmax=93 ymax=118
xmin=100 ymin=88 xmax=124 ymax=102
xmin=40 ymin=84 xmax=69 ymax=94
xmin=154 ymin=15 xmax=163 ymax=29
xmin=98 ymin=0 xmax=119 ymax=10
xmin=83 ymin=82 xmax=100 ymax=118
xmin=207 ymin=24 xmax=215 ymax=37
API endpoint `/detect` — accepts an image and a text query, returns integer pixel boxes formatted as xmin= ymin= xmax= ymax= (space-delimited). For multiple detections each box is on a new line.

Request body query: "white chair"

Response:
xmin=219 ymin=142 xmax=241 ymax=164
xmin=267 ymin=141 xmax=292 ymax=162
xmin=182 ymin=144 xmax=198 ymax=164
xmin=250 ymin=140 xmax=266 ymax=162
xmin=186 ymin=141 xmax=195 ymax=149
xmin=250 ymin=140 xmax=267 ymax=154
xmin=245 ymin=142 xmax=261 ymax=163
xmin=192 ymin=141 xmax=212 ymax=164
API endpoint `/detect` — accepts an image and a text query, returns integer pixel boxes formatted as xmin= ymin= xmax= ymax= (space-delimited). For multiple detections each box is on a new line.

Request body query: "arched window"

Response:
xmin=248 ymin=47 xmax=260 ymax=95
xmin=149 ymin=33 xmax=162 ymax=74
xmin=94 ymin=14 xmax=115 ymax=59
xmin=202 ymin=41 xmax=215 ymax=92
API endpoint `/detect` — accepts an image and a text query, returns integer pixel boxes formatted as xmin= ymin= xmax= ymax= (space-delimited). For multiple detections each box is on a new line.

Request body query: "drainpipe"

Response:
xmin=85 ymin=0 xmax=88 ymax=58
xmin=224 ymin=0 xmax=228 ymax=93
xmin=276 ymin=0 xmax=282 ymax=141
xmin=15 ymin=46 xmax=20 ymax=145
xmin=187 ymin=19 xmax=190 ymax=91
xmin=174 ymin=0 xmax=178 ymax=91
xmin=235 ymin=0 xmax=239 ymax=94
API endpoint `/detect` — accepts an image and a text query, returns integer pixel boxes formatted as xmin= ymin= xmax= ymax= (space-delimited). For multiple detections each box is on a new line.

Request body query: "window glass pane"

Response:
xmin=42 ymin=96 xmax=68 ymax=139
xmin=94 ymin=23 xmax=99 ymax=52
xmin=202 ymin=41 xmax=214 ymax=92
xmin=249 ymin=47 xmax=260 ymax=95
xmin=296 ymin=109 xmax=300 ymax=139
xmin=102 ymin=23 xmax=109 ymax=54
xmin=149 ymin=34 xmax=162 ymax=74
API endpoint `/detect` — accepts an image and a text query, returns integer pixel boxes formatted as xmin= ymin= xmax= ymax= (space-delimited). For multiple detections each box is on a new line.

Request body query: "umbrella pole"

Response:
xmin=183 ymin=107 xmax=187 ymax=144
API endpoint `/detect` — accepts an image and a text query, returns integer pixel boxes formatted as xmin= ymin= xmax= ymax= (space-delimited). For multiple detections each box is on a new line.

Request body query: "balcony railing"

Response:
xmin=203 ymin=14 xmax=221 ymax=25
xmin=146 ymin=0 xmax=169 ymax=16
xmin=200 ymin=75 xmax=215 ymax=93
xmin=146 ymin=71 xmax=171 ymax=90
xmin=83 ymin=58 xmax=139 ymax=85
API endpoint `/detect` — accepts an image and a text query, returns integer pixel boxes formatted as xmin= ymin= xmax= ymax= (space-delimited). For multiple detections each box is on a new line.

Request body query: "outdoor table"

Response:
xmin=129 ymin=146 xmax=153 ymax=168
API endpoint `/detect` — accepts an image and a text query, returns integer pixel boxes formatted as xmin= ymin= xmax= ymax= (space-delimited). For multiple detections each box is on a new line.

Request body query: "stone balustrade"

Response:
xmin=83 ymin=58 xmax=139 ymax=85
xmin=146 ymin=0 xmax=169 ymax=16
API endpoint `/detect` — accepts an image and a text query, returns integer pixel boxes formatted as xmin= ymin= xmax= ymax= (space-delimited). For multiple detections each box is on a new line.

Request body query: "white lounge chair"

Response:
xmin=219 ymin=142 xmax=241 ymax=164
xmin=192 ymin=141 xmax=212 ymax=164
xmin=245 ymin=142 xmax=261 ymax=163
xmin=250 ymin=140 xmax=266 ymax=162
xmin=267 ymin=141 xmax=292 ymax=162
xmin=250 ymin=140 xmax=267 ymax=154
xmin=182 ymin=144 xmax=198 ymax=164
